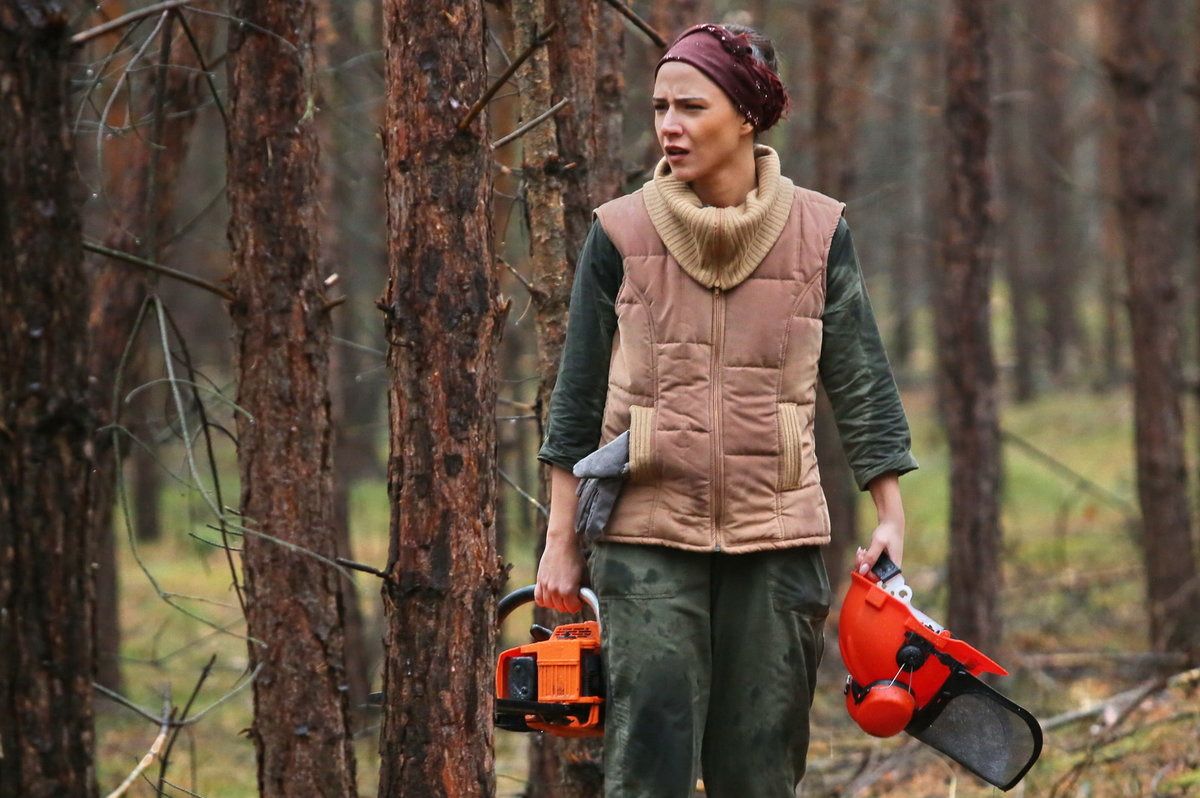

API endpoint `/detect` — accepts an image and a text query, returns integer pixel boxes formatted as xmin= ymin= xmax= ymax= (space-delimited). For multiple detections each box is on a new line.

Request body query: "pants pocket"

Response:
xmin=765 ymin=545 xmax=832 ymax=621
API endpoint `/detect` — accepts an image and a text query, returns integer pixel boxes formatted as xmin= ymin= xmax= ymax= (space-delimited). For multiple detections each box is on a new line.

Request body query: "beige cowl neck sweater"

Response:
xmin=642 ymin=143 xmax=795 ymax=290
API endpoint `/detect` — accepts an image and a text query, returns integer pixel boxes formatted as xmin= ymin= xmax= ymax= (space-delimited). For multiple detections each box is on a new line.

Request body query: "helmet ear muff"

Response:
xmin=845 ymin=679 xmax=916 ymax=738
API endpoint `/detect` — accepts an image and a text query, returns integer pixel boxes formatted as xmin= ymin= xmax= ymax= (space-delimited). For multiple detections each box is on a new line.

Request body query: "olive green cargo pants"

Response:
xmin=587 ymin=541 xmax=831 ymax=798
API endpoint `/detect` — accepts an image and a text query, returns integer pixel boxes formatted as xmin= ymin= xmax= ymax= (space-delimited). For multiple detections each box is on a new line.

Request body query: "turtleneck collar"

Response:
xmin=641 ymin=143 xmax=795 ymax=290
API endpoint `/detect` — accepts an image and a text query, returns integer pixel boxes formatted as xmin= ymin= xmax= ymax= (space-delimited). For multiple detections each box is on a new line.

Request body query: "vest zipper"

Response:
xmin=710 ymin=285 xmax=725 ymax=551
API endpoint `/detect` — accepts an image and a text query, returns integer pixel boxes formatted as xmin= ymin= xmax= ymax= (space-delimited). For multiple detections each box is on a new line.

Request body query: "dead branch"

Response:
xmin=1021 ymin=651 xmax=1189 ymax=673
xmin=499 ymin=468 xmax=547 ymax=517
xmin=103 ymin=703 xmax=174 ymax=798
xmin=335 ymin=557 xmax=390 ymax=580
xmin=94 ymin=663 xmax=263 ymax=728
xmin=1000 ymin=428 xmax=1139 ymax=518
xmin=157 ymin=655 xmax=217 ymax=795
xmin=459 ymin=21 xmax=559 ymax=133
xmin=172 ymin=8 xmax=228 ymax=128
xmin=83 ymin=240 xmax=233 ymax=301
xmin=73 ymin=0 xmax=193 ymax=46
xmin=490 ymin=97 xmax=571 ymax=150
xmin=1049 ymin=677 xmax=1167 ymax=798
xmin=600 ymin=0 xmax=667 ymax=48
xmin=1042 ymin=666 xmax=1200 ymax=732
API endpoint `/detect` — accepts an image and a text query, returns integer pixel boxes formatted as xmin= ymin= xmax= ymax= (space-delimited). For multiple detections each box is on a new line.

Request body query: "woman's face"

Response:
xmin=653 ymin=61 xmax=754 ymax=184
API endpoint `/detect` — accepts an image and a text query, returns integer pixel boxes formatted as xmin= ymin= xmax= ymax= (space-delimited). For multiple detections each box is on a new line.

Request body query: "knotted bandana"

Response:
xmin=656 ymin=23 xmax=790 ymax=132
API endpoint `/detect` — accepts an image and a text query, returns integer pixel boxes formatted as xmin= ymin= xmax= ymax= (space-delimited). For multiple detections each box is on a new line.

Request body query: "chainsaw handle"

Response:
xmin=497 ymin=585 xmax=601 ymax=632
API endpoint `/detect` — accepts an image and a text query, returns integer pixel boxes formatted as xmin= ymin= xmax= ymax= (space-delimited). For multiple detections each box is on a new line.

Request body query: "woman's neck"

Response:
xmin=689 ymin=142 xmax=758 ymax=208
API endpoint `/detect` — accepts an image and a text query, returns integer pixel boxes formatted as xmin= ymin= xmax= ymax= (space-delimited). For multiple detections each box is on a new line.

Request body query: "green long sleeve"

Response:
xmin=817 ymin=220 xmax=919 ymax=490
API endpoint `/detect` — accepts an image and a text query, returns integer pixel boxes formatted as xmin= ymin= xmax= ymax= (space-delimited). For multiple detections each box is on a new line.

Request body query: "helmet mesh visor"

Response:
xmin=907 ymin=671 xmax=1042 ymax=790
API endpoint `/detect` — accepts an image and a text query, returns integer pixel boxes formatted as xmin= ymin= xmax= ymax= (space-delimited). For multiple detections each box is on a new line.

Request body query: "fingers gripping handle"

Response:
xmin=497 ymin=585 xmax=602 ymax=635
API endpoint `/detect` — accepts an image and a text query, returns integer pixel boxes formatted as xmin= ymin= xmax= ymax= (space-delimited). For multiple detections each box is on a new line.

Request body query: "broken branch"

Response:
xmin=459 ymin=21 xmax=559 ymax=133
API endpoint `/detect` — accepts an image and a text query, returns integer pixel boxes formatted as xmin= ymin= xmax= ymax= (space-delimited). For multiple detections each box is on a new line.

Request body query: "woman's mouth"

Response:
xmin=665 ymin=145 xmax=689 ymax=161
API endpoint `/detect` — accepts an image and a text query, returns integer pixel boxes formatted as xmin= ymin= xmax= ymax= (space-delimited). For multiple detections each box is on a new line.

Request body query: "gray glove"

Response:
xmin=572 ymin=431 xmax=630 ymax=543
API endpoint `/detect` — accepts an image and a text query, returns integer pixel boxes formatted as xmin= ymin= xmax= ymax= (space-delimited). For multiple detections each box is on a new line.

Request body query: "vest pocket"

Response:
xmin=777 ymin=401 xmax=806 ymax=489
xmin=628 ymin=404 xmax=655 ymax=482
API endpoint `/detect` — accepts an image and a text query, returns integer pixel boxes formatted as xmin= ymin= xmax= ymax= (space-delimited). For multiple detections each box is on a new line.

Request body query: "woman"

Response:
xmin=535 ymin=22 xmax=917 ymax=797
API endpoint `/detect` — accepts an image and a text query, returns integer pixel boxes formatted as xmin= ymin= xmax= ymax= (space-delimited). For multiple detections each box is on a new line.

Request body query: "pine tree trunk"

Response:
xmin=0 ymin=5 xmax=96 ymax=795
xmin=1103 ymin=0 xmax=1200 ymax=658
xmin=937 ymin=0 xmax=1003 ymax=654
xmin=377 ymin=2 xmax=506 ymax=795
xmin=520 ymin=1 xmax=610 ymax=793
xmin=317 ymin=0 xmax=381 ymax=708
xmin=994 ymin=0 xmax=1037 ymax=402
xmin=226 ymin=0 xmax=358 ymax=793
xmin=1029 ymin=0 xmax=1084 ymax=381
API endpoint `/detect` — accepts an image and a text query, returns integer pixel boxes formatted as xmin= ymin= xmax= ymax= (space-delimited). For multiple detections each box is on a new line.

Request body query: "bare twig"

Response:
xmin=600 ymin=0 xmax=667 ymax=48
xmin=499 ymin=256 xmax=538 ymax=296
xmin=1041 ymin=666 xmax=1200 ymax=731
xmin=1049 ymin=677 xmax=1167 ymax=798
xmin=336 ymin=557 xmax=390 ymax=580
xmin=73 ymin=0 xmax=192 ymax=46
xmin=459 ymin=21 xmax=559 ymax=133
xmin=157 ymin=655 xmax=216 ymax=795
xmin=161 ymin=304 xmax=248 ymax=619
xmin=95 ymin=10 xmax=170 ymax=197
xmin=94 ymin=663 xmax=264 ymax=728
xmin=490 ymin=97 xmax=570 ymax=150
xmin=1000 ymin=428 xmax=1138 ymax=517
xmin=83 ymin=240 xmax=233 ymax=301
xmin=104 ymin=705 xmax=175 ymax=798
xmin=499 ymin=468 xmax=547 ymax=517
xmin=172 ymin=7 xmax=229 ymax=128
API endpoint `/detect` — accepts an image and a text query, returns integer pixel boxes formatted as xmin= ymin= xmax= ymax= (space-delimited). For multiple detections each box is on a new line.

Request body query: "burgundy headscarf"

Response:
xmin=655 ymin=23 xmax=791 ymax=132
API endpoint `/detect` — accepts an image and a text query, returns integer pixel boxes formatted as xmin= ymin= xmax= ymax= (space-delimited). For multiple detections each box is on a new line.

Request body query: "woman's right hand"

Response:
xmin=535 ymin=527 xmax=586 ymax=613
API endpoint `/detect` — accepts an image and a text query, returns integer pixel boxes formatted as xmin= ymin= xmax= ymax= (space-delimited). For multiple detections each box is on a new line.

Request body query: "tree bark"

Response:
xmin=0 ymin=4 xmax=96 ymax=795
xmin=937 ymin=0 xmax=1002 ymax=654
xmin=994 ymin=0 xmax=1037 ymax=402
xmin=317 ymin=0 xmax=381 ymax=708
xmin=84 ymin=6 xmax=211 ymax=692
xmin=1028 ymin=0 xmax=1085 ymax=381
xmin=226 ymin=0 xmax=358 ymax=793
xmin=1102 ymin=0 xmax=1200 ymax=658
xmin=377 ymin=2 xmax=506 ymax=795
xmin=518 ymin=1 xmax=612 ymax=794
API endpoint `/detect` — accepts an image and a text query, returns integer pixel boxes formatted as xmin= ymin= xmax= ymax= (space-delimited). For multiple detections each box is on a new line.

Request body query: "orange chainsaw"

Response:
xmin=494 ymin=585 xmax=604 ymax=737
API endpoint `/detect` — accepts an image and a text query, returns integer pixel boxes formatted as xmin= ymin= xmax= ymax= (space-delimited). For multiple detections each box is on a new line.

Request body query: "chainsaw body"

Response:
xmin=494 ymin=586 xmax=604 ymax=737
xmin=839 ymin=554 xmax=1043 ymax=790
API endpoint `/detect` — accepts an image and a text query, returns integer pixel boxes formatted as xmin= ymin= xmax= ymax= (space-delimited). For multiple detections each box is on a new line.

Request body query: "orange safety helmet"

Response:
xmin=838 ymin=554 xmax=1042 ymax=790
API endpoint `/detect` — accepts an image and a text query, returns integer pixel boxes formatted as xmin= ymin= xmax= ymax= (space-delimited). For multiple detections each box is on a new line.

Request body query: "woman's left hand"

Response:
xmin=855 ymin=518 xmax=904 ymax=576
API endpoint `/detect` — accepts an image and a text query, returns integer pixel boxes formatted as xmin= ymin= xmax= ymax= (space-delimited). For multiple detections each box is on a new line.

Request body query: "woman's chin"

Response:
xmin=666 ymin=161 xmax=697 ymax=181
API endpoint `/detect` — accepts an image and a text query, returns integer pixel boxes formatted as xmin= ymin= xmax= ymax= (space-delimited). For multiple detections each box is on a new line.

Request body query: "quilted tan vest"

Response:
xmin=593 ymin=185 xmax=845 ymax=553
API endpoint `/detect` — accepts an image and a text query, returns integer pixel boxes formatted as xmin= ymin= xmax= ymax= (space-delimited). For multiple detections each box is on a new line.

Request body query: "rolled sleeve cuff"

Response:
xmin=536 ymin=445 xmax=585 ymax=473
xmin=855 ymin=451 xmax=919 ymax=492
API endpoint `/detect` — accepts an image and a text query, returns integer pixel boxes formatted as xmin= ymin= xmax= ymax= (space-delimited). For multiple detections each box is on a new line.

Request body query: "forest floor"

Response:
xmin=94 ymin=385 xmax=1200 ymax=796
